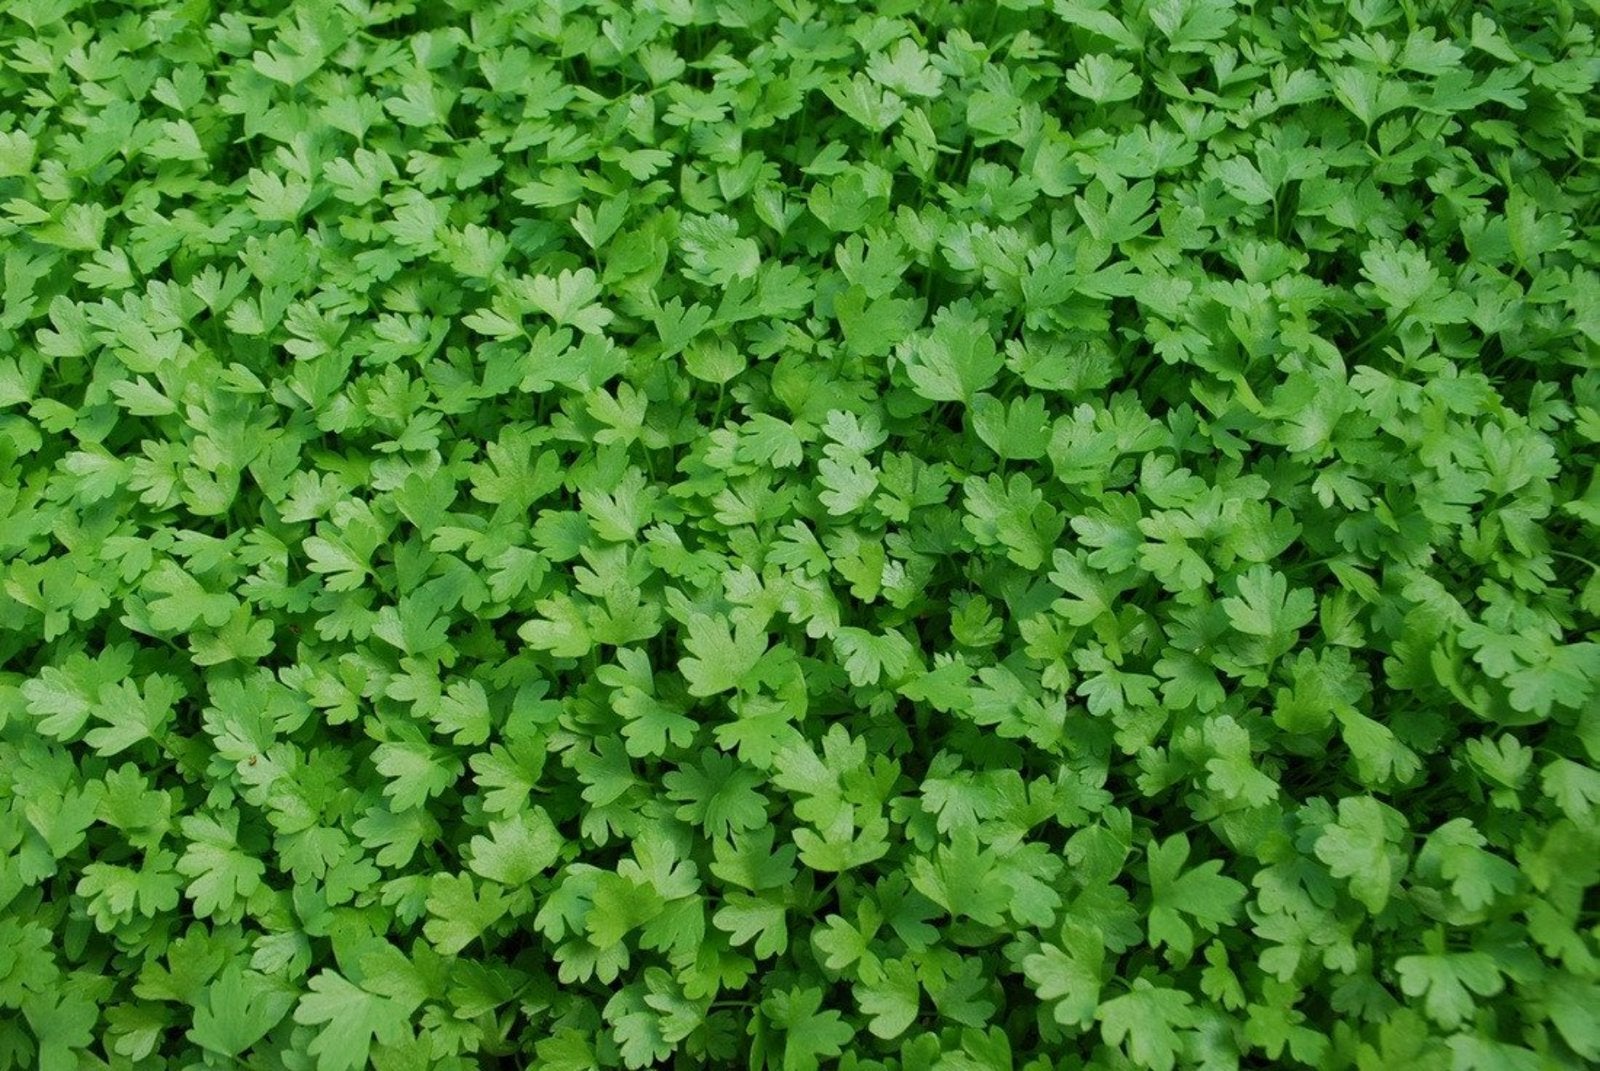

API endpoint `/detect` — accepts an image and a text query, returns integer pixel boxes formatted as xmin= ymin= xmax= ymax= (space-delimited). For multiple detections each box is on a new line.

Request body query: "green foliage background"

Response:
xmin=1 ymin=0 xmax=1598 ymax=1068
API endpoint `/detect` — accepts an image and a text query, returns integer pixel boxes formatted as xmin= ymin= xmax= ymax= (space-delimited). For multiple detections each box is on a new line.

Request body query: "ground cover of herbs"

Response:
xmin=2 ymin=0 xmax=1598 ymax=1069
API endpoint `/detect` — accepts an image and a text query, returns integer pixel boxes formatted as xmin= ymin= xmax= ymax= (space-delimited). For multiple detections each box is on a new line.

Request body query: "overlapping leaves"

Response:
xmin=0 ymin=0 xmax=1597 ymax=1069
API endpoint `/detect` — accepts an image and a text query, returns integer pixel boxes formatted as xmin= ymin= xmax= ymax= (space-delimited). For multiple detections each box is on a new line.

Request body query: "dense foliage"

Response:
xmin=2 ymin=0 xmax=1598 ymax=1068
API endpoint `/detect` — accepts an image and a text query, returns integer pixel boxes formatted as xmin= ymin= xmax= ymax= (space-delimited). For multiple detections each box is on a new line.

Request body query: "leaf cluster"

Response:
xmin=1 ymin=0 xmax=1598 ymax=1069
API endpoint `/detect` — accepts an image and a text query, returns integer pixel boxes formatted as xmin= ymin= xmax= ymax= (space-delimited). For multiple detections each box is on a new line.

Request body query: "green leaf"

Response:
xmin=899 ymin=304 xmax=1003 ymax=404
xmin=467 ymin=809 xmax=564 ymax=886
xmin=424 ymin=872 xmax=511 ymax=954
xmin=84 ymin=675 xmax=180 ymax=756
xmin=293 ymin=971 xmax=412 ymax=1071
xmin=1146 ymin=833 xmax=1246 ymax=958
xmin=1221 ymin=566 xmax=1316 ymax=644
xmin=1395 ymin=952 xmax=1503 ymax=1029
xmin=855 ymin=958 xmax=920 ymax=1039
xmin=970 ymin=392 xmax=1051 ymax=461
xmin=22 ymin=988 xmax=98 ymax=1071
xmin=176 ymin=811 xmax=264 ymax=919
xmin=188 ymin=964 xmax=295 ymax=1057
xmin=519 ymin=267 xmax=614 ymax=333
xmin=1023 ymin=922 xmax=1104 ymax=1028
xmin=680 ymin=612 xmax=769 ymax=697
xmin=763 ymin=987 xmax=854 ymax=1071
xmin=1096 ymin=979 xmax=1198 ymax=1071
xmin=1315 ymin=796 xmax=1407 ymax=914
